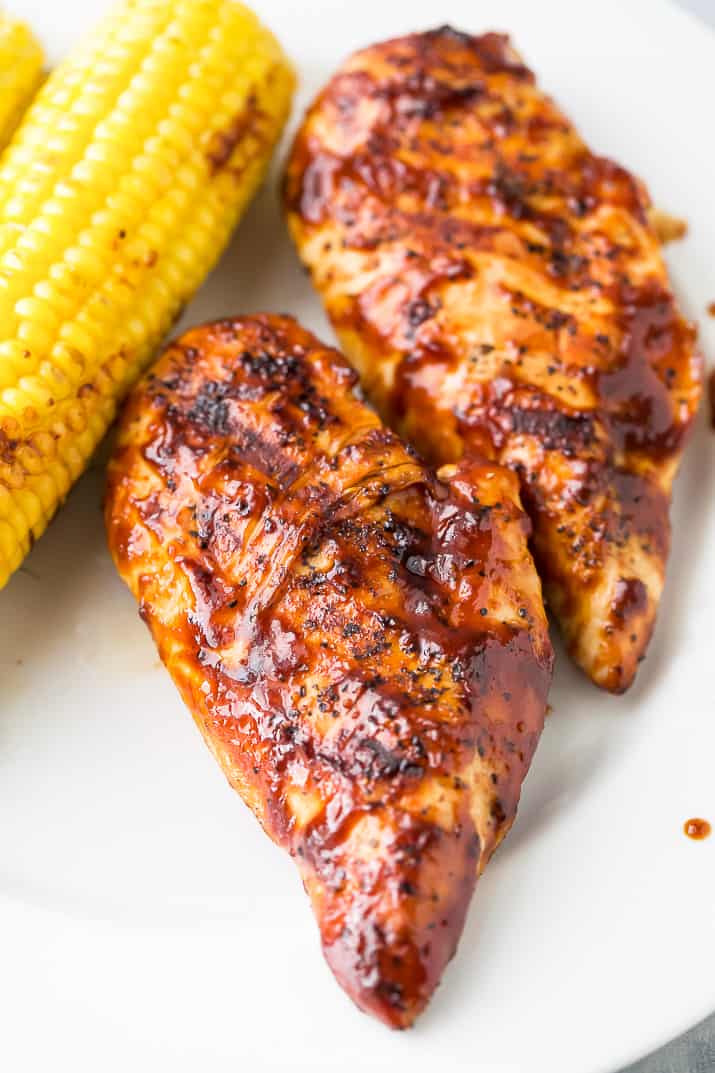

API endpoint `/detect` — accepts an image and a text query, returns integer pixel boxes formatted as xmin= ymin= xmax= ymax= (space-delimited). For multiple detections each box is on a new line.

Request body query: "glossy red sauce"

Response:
xmin=284 ymin=24 xmax=704 ymax=692
xmin=105 ymin=313 xmax=553 ymax=1029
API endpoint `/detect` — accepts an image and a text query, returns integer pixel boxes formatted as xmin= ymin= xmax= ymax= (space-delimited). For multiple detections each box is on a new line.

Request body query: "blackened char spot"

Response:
xmin=407 ymin=297 xmax=440 ymax=329
xmin=378 ymin=71 xmax=486 ymax=121
xmin=240 ymin=349 xmax=301 ymax=383
xmin=421 ymin=27 xmax=534 ymax=80
xmin=484 ymin=164 xmax=571 ymax=245
xmin=227 ymin=422 xmax=301 ymax=488
xmin=237 ymin=346 xmax=339 ymax=431
xmin=487 ymin=163 xmax=532 ymax=221
xmin=186 ymin=380 xmax=231 ymax=436
xmin=206 ymin=95 xmax=261 ymax=174
xmin=507 ymin=407 xmax=597 ymax=453
xmin=344 ymin=737 xmax=426 ymax=783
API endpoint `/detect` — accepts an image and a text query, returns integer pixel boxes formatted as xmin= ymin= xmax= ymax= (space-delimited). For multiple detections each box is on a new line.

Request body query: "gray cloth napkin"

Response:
xmin=624 ymin=1014 xmax=715 ymax=1072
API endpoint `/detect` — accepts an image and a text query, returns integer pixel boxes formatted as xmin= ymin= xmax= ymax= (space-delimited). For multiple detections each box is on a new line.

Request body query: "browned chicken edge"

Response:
xmin=284 ymin=26 xmax=703 ymax=694
xmin=105 ymin=313 xmax=552 ymax=1027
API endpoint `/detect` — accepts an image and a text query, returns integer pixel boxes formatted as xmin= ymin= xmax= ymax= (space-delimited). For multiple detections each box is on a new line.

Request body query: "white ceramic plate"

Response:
xmin=2 ymin=1 xmax=713 ymax=1070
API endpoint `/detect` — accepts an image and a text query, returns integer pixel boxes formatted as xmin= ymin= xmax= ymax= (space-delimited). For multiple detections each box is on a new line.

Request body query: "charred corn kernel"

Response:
xmin=0 ymin=0 xmax=294 ymax=588
xmin=0 ymin=14 xmax=44 ymax=150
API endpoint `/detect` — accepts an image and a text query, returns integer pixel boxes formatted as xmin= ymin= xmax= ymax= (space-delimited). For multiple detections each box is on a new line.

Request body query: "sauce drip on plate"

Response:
xmin=683 ymin=818 xmax=711 ymax=840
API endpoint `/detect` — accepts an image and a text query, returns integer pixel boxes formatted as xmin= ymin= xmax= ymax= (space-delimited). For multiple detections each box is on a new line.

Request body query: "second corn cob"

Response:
xmin=0 ymin=0 xmax=294 ymax=589
xmin=0 ymin=12 xmax=44 ymax=150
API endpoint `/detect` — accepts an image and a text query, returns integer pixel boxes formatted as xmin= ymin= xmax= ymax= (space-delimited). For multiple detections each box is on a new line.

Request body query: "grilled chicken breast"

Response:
xmin=284 ymin=27 xmax=703 ymax=692
xmin=105 ymin=314 xmax=552 ymax=1027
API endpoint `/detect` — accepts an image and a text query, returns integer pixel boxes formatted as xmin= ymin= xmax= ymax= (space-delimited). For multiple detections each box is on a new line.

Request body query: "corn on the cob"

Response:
xmin=0 ymin=12 xmax=44 ymax=150
xmin=0 ymin=0 xmax=294 ymax=589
